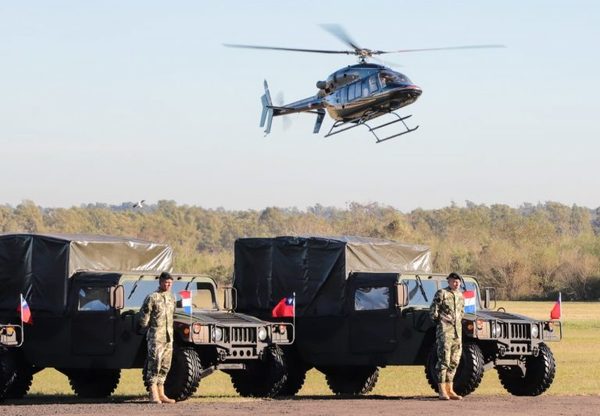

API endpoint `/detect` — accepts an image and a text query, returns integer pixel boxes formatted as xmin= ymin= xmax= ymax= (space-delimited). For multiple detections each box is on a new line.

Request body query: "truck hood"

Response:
xmin=173 ymin=310 xmax=268 ymax=326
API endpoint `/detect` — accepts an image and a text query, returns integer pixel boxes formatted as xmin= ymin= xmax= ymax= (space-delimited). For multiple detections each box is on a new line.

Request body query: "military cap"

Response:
xmin=159 ymin=271 xmax=173 ymax=281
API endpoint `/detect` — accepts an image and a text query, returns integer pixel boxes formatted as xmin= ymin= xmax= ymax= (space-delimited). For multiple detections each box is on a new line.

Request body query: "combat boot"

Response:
xmin=149 ymin=384 xmax=161 ymax=404
xmin=438 ymin=383 xmax=450 ymax=400
xmin=157 ymin=384 xmax=176 ymax=404
xmin=446 ymin=382 xmax=463 ymax=400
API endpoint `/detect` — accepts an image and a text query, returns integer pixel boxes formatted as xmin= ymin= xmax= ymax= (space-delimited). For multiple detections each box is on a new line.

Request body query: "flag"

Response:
xmin=18 ymin=294 xmax=32 ymax=324
xmin=463 ymin=290 xmax=477 ymax=314
xmin=550 ymin=292 xmax=562 ymax=320
xmin=179 ymin=290 xmax=193 ymax=315
xmin=272 ymin=296 xmax=294 ymax=318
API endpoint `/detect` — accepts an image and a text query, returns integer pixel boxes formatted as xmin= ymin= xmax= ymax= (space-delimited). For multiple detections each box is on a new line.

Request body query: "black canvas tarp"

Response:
xmin=233 ymin=236 xmax=431 ymax=317
xmin=0 ymin=233 xmax=173 ymax=314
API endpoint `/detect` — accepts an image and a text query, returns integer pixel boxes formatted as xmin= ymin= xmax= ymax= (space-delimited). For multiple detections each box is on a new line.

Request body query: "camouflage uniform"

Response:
xmin=430 ymin=287 xmax=464 ymax=383
xmin=139 ymin=290 xmax=176 ymax=385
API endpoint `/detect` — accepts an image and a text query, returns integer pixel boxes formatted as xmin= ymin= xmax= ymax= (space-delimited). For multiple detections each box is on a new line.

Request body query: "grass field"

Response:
xmin=27 ymin=301 xmax=600 ymax=398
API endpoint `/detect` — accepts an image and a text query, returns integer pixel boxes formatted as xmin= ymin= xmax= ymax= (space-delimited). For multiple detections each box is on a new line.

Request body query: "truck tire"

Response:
xmin=275 ymin=347 xmax=308 ymax=397
xmin=2 ymin=352 xmax=33 ymax=399
xmin=163 ymin=346 xmax=202 ymax=401
xmin=229 ymin=345 xmax=287 ymax=398
xmin=322 ymin=366 xmax=379 ymax=395
xmin=0 ymin=349 xmax=16 ymax=400
xmin=67 ymin=369 xmax=120 ymax=398
xmin=497 ymin=343 xmax=556 ymax=396
xmin=425 ymin=342 xmax=484 ymax=397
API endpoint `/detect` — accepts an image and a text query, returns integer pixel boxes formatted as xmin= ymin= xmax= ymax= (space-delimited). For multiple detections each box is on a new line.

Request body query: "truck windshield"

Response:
xmin=122 ymin=280 xmax=218 ymax=310
xmin=404 ymin=278 xmax=439 ymax=307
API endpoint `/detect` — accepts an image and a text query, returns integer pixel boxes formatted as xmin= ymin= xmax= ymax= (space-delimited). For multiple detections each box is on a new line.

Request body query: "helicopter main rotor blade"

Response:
xmin=377 ymin=44 xmax=506 ymax=55
xmin=223 ymin=43 xmax=354 ymax=55
xmin=319 ymin=23 xmax=362 ymax=52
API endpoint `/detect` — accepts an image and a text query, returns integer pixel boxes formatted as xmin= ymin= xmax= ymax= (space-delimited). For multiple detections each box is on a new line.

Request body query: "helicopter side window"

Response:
xmin=347 ymin=84 xmax=355 ymax=101
xmin=369 ymin=75 xmax=378 ymax=93
xmin=362 ymin=80 xmax=369 ymax=97
xmin=355 ymin=82 xmax=363 ymax=99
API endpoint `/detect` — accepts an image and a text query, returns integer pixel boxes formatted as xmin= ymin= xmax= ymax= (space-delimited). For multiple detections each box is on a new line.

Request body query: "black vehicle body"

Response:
xmin=0 ymin=234 xmax=292 ymax=401
xmin=233 ymin=236 xmax=562 ymax=397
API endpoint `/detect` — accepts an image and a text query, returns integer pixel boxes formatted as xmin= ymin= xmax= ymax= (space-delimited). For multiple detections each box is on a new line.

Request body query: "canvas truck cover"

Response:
xmin=234 ymin=236 xmax=431 ymax=317
xmin=0 ymin=233 xmax=173 ymax=314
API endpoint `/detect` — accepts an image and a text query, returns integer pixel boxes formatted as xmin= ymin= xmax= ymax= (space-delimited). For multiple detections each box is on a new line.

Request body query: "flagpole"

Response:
xmin=559 ymin=292 xmax=562 ymax=321
xmin=292 ymin=291 xmax=296 ymax=344
xmin=19 ymin=294 xmax=25 ymax=347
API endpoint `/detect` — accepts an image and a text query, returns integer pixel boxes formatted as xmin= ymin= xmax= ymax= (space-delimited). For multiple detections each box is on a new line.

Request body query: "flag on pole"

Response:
xmin=179 ymin=290 xmax=193 ymax=315
xmin=18 ymin=294 xmax=32 ymax=325
xmin=272 ymin=296 xmax=295 ymax=318
xmin=463 ymin=290 xmax=477 ymax=314
xmin=550 ymin=292 xmax=562 ymax=320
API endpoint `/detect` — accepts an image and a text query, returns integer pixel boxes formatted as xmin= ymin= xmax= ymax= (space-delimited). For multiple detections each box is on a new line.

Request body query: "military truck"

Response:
xmin=233 ymin=236 xmax=562 ymax=397
xmin=0 ymin=233 xmax=293 ymax=401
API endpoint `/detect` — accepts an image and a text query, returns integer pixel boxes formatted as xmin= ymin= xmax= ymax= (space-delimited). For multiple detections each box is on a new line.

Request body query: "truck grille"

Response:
xmin=495 ymin=322 xmax=531 ymax=339
xmin=228 ymin=327 xmax=256 ymax=344
xmin=510 ymin=323 xmax=530 ymax=339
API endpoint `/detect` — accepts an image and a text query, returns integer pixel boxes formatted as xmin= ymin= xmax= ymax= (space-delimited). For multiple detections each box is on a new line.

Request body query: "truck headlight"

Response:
xmin=531 ymin=324 xmax=539 ymax=338
xmin=213 ymin=327 xmax=223 ymax=342
xmin=258 ymin=327 xmax=268 ymax=341
xmin=491 ymin=322 xmax=501 ymax=338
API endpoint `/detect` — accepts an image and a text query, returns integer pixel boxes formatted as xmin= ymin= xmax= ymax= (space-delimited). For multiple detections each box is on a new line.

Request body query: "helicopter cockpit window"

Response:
xmin=380 ymin=72 xmax=412 ymax=87
xmin=379 ymin=72 xmax=395 ymax=87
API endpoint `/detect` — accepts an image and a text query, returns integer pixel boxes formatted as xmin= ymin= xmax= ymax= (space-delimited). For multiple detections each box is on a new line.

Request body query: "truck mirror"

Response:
xmin=111 ymin=285 xmax=125 ymax=310
xmin=223 ymin=287 xmax=237 ymax=311
xmin=483 ymin=287 xmax=496 ymax=310
xmin=396 ymin=283 xmax=408 ymax=307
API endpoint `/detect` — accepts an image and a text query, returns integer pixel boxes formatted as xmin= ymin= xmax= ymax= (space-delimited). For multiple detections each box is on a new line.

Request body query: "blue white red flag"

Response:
xmin=550 ymin=292 xmax=561 ymax=320
xmin=179 ymin=290 xmax=193 ymax=315
xmin=19 ymin=294 xmax=32 ymax=324
xmin=272 ymin=296 xmax=295 ymax=318
xmin=463 ymin=290 xmax=477 ymax=314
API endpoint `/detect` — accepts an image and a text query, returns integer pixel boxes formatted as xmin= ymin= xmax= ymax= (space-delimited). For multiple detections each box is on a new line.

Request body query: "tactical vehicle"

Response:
xmin=0 ymin=233 xmax=292 ymax=401
xmin=233 ymin=236 xmax=562 ymax=397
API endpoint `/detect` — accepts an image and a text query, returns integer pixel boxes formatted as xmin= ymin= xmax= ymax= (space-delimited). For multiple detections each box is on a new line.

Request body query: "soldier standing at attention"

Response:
xmin=429 ymin=272 xmax=465 ymax=400
xmin=139 ymin=271 xmax=177 ymax=404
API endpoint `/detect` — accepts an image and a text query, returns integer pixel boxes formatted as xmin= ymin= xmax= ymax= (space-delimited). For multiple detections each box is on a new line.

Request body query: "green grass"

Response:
xmin=27 ymin=301 xmax=600 ymax=398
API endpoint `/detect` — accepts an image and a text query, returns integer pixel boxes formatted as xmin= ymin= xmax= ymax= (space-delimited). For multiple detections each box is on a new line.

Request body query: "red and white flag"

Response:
xmin=18 ymin=294 xmax=32 ymax=325
xmin=272 ymin=296 xmax=295 ymax=318
xmin=550 ymin=292 xmax=562 ymax=320
xmin=179 ymin=290 xmax=192 ymax=315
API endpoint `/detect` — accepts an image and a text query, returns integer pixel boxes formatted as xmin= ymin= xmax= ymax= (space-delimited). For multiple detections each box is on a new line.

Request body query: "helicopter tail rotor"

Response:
xmin=260 ymin=80 xmax=274 ymax=135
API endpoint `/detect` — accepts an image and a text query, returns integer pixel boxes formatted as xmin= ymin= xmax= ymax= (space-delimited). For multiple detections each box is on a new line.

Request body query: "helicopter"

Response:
xmin=225 ymin=25 xmax=504 ymax=143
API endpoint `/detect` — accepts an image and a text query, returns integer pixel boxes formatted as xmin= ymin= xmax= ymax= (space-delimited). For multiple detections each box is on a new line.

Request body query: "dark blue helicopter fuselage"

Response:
xmin=322 ymin=63 xmax=422 ymax=122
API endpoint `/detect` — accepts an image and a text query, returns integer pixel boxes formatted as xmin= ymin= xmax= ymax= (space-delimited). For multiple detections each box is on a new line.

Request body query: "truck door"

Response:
xmin=70 ymin=272 xmax=120 ymax=355
xmin=349 ymin=273 xmax=398 ymax=354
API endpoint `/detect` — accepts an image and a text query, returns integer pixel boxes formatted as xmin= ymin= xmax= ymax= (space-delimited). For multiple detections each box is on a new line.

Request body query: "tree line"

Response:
xmin=1 ymin=200 xmax=599 ymax=301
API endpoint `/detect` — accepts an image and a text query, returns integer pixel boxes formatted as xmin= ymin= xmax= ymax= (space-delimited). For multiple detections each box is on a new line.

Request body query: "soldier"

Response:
xmin=139 ymin=271 xmax=177 ymax=404
xmin=429 ymin=272 xmax=465 ymax=400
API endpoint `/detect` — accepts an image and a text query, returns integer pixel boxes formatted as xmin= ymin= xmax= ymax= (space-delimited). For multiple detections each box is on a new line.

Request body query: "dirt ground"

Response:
xmin=2 ymin=395 xmax=600 ymax=416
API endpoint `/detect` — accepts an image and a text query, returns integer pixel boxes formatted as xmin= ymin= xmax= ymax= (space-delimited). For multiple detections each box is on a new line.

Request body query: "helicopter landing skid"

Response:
xmin=324 ymin=112 xmax=419 ymax=143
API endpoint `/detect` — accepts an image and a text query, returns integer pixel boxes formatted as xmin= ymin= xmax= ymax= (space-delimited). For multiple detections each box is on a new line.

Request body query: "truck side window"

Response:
xmin=78 ymin=287 xmax=110 ymax=311
xmin=354 ymin=286 xmax=390 ymax=311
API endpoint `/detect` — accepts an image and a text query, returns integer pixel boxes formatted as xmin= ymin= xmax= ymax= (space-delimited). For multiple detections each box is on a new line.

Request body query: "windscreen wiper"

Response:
xmin=415 ymin=274 xmax=428 ymax=302
xmin=127 ymin=275 xmax=145 ymax=300
xmin=184 ymin=276 xmax=198 ymax=291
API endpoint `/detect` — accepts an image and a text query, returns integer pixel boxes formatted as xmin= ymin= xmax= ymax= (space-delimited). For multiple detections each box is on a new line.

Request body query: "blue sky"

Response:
xmin=1 ymin=1 xmax=598 ymax=210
